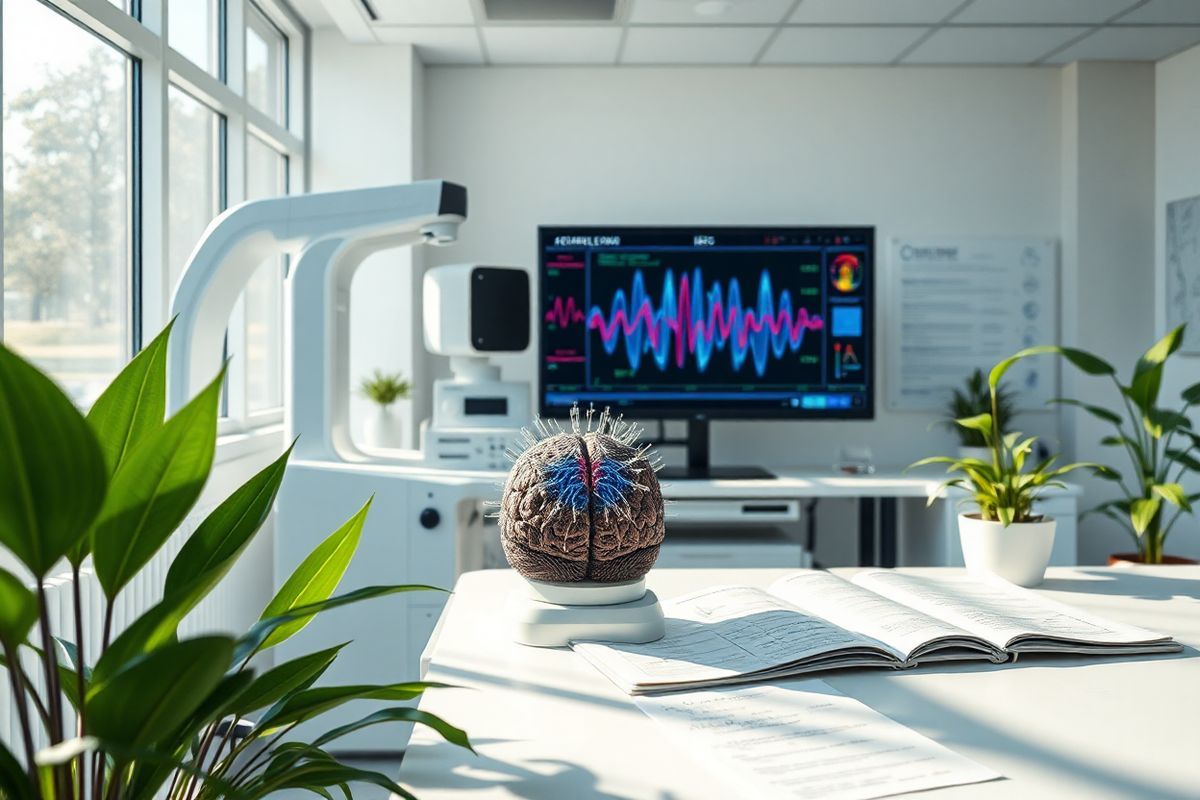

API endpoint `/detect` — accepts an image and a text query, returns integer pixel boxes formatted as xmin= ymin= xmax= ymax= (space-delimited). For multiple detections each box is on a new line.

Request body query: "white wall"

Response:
xmin=311 ymin=32 xmax=425 ymax=449
xmin=1155 ymin=43 xmax=1200 ymax=561
xmin=422 ymin=66 xmax=1064 ymax=469
xmin=1059 ymin=62 xmax=1158 ymax=564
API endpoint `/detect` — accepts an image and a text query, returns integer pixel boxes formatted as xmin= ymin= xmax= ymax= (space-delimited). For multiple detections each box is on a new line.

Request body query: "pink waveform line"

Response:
xmin=588 ymin=274 xmax=824 ymax=370
xmin=545 ymin=355 xmax=586 ymax=363
xmin=545 ymin=296 xmax=586 ymax=327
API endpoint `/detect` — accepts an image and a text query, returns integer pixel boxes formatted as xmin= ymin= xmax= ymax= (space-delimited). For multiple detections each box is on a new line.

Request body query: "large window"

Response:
xmin=1 ymin=0 xmax=307 ymax=434
xmin=2 ymin=0 xmax=132 ymax=405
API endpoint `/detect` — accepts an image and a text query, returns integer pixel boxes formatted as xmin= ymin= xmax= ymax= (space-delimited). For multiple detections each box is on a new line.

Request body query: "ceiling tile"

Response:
xmin=622 ymin=26 xmax=773 ymax=63
xmin=1117 ymin=0 xmax=1200 ymax=24
xmin=761 ymin=26 xmax=927 ymax=64
xmin=374 ymin=26 xmax=485 ymax=64
xmin=953 ymin=0 xmax=1141 ymax=25
xmin=370 ymin=0 xmax=476 ymax=25
xmin=904 ymin=26 xmax=1087 ymax=63
xmin=1047 ymin=25 xmax=1200 ymax=62
xmin=483 ymin=27 xmax=623 ymax=63
xmin=790 ymin=0 xmax=963 ymax=25
xmin=630 ymin=0 xmax=794 ymax=25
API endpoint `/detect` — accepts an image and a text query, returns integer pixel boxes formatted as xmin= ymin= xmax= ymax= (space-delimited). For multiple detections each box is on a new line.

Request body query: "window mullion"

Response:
xmin=140 ymin=27 xmax=171 ymax=340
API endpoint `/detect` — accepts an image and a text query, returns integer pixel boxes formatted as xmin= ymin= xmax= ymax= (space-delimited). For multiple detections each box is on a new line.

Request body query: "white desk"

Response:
xmin=398 ymin=566 xmax=1200 ymax=800
xmin=660 ymin=470 xmax=1081 ymax=568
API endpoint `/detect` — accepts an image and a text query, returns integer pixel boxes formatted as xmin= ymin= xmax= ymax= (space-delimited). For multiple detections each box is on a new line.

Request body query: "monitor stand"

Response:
xmin=658 ymin=418 xmax=775 ymax=481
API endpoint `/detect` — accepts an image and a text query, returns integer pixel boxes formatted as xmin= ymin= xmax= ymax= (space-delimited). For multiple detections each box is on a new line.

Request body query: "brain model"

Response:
xmin=499 ymin=408 xmax=665 ymax=584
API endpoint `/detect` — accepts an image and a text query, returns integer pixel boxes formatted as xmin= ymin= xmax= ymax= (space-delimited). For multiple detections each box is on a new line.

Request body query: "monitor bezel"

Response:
xmin=537 ymin=224 xmax=876 ymax=422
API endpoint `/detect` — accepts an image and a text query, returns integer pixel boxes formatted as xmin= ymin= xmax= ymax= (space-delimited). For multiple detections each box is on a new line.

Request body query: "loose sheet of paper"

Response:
xmin=635 ymin=680 xmax=1000 ymax=800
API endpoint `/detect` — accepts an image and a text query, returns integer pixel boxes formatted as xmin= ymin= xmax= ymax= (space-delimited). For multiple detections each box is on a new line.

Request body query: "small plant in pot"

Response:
xmin=942 ymin=368 xmax=1017 ymax=461
xmin=1012 ymin=325 xmax=1199 ymax=565
xmin=360 ymin=369 xmax=411 ymax=449
xmin=911 ymin=355 xmax=1109 ymax=586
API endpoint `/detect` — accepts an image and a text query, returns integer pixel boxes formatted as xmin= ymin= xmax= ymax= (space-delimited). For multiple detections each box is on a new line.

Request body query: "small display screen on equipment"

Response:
xmin=464 ymin=397 xmax=508 ymax=416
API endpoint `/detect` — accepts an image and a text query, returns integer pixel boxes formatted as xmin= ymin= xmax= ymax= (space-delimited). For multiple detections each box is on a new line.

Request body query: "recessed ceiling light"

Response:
xmin=694 ymin=0 xmax=734 ymax=17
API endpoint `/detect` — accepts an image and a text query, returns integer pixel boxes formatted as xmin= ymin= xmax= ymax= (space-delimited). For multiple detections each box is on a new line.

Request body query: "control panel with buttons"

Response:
xmin=421 ymin=424 xmax=524 ymax=472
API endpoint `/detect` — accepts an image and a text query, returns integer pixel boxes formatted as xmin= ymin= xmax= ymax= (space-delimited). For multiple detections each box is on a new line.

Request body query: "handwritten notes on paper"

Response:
xmin=635 ymin=680 xmax=999 ymax=800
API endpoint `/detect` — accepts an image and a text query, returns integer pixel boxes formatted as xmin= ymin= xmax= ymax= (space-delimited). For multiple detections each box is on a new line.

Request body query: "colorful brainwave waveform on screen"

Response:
xmin=587 ymin=268 xmax=824 ymax=377
xmin=544 ymin=296 xmax=586 ymax=327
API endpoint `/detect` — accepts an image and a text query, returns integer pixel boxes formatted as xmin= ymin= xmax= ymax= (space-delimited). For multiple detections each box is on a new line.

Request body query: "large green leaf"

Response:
xmin=256 ymin=760 xmax=415 ymax=800
xmin=1130 ymin=497 xmax=1161 ymax=535
xmin=87 ymin=636 xmax=234 ymax=749
xmin=988 ymin=346 xmax=1058 ymax=391
xmin=955 ymin=413 xmax=993 ymax=441
xmin=1182 ymin=380 xmax=1200 ymax=405
xmin=0 ymin=568 xmax=37 ymax=649
xmin=256 ymin=682 xmax=449 ymax=734
xmin=1127 ymin=367 xmax=1164 ymax=415
xmin=234 ymin=584 xmax=443 ymax=663
xmin=1166 ymin=448 xmax=1200 ymax=474
xmin=1137 ymin=325 xmax=1185 ymax=371
xmin=1142 ymin=409 xmax=1191 ymax=439
xmin=164 ymin=441 xmax=294 ymax=599
xmin=257 ymin=498 xmax=373 ymax=651
xmin=311 ymin=706 xmax=474 ymax=753
xmin=87 ymin=321 xmax=173 ymax=476
xmin=0 ymin=740 xmax=33 ymax=800
xmin=74 ymin=323 xmax=175 ymax=566
xmin=91 ymin=368 xmax=225 ymax=599
xmin=1056 ymin=346 xmax=1117 ymax=376
xmin=1151 ymin=483 xmax=1192 ymax=511
xmin=225 ymin=644 xmax=346 ymax=716
xmin=89 ymin=592 xmax=192 ymax=692
xmin=0 ymin=344 xmax=108 ymax=578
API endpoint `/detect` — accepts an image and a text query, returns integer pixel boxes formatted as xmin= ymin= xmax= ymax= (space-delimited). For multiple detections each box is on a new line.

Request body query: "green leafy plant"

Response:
xmin=943 ymin=369 xmax=1017 ymax=448
xmin=911 ymin=353 xmax=1107 ymax=526
xmin=359 ymin=370 xmax=410 ymax=408
xmin=0 ymin=323 xmax=471 ymax=799
xmin=1015 ymin=326 xmax=1199 ymax=564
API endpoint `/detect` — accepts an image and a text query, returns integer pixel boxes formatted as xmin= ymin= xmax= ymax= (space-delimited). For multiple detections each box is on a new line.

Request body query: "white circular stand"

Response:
xmin=510 ymin=577 xmax=666 ymax=647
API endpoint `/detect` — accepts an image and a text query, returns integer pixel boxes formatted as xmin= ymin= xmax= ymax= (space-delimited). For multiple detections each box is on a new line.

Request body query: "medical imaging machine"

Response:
xmin=168 ymin=180 xmax=527 ymax=751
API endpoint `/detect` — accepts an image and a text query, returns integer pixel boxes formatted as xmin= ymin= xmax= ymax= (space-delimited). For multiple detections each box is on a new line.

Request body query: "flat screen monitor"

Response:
xmin=538 ymin=226 xmax=875 ymax=424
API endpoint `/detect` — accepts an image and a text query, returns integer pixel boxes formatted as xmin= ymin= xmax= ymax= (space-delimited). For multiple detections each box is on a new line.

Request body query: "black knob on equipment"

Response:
xmin=419 ymin=507 xmax=441 ymax=530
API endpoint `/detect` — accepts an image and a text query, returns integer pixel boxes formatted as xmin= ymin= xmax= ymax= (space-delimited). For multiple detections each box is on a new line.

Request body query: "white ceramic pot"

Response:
xmin=364 ymin=404 xmax=404 ymax=449
xmin=957 ymin=446 xmax=991 ymax=462
xmin=958 ymin=513 xmax=1055 ymax=587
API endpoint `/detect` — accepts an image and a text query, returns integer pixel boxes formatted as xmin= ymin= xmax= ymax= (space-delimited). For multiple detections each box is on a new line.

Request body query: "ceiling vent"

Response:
xmin=481 ymin=0 xmax=618 ymax=22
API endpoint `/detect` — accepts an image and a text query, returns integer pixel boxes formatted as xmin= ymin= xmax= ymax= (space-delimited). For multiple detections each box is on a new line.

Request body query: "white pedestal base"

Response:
xmin=510 ymin=577 xmax=666 ymax=647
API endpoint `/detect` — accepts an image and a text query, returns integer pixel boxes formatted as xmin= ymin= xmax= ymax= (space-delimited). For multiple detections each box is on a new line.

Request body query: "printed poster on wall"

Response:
xmin=887 ymin=236 xmax=1058 ymax=412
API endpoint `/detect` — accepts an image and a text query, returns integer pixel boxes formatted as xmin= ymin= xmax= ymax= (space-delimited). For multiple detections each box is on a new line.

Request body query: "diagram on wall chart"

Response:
xmin=887 ymin=236 xmax=1059 ymax=411
xmin=1166 ymin=195 xmax=1200 ymax=355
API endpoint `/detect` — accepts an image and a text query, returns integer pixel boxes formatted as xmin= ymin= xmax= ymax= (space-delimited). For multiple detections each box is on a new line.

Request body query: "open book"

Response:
xmin=573 ymin=570 xmax=1181 ymax=694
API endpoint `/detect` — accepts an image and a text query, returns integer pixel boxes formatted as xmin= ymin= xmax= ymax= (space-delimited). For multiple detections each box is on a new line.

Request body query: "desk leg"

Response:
xmin=880 ymin=498 xmax=898 ymax=568
xmin=858 ymin=498 xmax=876 ymax=567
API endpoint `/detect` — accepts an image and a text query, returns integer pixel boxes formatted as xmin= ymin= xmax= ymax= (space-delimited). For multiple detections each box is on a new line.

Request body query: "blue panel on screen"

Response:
xmin=832 ymin=306 xmax=863 ymax=337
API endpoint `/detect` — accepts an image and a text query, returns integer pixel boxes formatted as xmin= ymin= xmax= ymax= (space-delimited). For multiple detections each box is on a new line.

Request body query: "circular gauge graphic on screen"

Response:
xmin=830 ymin=253 xmax=863 ymax=293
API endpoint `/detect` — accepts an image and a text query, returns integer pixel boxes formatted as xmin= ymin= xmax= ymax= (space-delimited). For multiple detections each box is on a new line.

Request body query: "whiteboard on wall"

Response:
xmin=1166 ymin=195 xmax=1200 ymax=355
xmin=886 ymin=236 xmax=1058 ymax=412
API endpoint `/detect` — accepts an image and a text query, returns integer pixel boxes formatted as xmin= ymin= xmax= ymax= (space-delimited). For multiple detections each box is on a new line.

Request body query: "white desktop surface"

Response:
xmin=398 ymin=566 xmax=1199 ymax=800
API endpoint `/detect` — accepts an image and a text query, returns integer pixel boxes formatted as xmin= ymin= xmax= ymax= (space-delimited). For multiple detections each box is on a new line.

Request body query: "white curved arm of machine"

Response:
xmin=167 ymin=180 xmax=467 ymax=461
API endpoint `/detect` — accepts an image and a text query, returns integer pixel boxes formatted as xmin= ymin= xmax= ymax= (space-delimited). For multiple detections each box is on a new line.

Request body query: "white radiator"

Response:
xmin=0 ymin=503 xmax=269 ymax=759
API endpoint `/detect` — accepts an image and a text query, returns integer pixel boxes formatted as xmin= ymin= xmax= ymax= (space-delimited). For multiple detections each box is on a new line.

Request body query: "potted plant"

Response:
xmin=942 ymin=368 xmax=1017 ymax=461
xmin=0 ymin=324 xmax=471 ymax=799
xmin=1015 ymin=326 xmax=1199 ymax=565
xmin=911 ymin=354 xmax=1107 ymax=586
xmin=360 ymin=369 xmax=411 ymax=449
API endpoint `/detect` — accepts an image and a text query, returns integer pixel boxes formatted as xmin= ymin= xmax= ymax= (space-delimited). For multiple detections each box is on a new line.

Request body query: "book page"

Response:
xmin=636 ymin=679 xmax=1001 ymax=800
xmin=852 ymin=571 xmax=1171 ymax=650
xmin=572 ymin=585 xmax=876 ymax=690
xmin=768 ymin=571 xmax=988 ymax=660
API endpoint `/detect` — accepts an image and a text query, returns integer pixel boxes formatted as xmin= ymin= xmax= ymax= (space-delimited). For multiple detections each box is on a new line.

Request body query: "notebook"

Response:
xmin=573 ymin=569 xmax=1181 ymax=695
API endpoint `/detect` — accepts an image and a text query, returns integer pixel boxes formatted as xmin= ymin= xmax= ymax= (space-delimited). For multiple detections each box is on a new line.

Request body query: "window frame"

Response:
xmin=1 ymin=0 xmax=308 ymax=435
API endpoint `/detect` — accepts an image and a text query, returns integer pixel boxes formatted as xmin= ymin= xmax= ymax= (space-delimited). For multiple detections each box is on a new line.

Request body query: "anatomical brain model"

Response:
xmin=499 ymin=407 xmax=665 ymax=583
